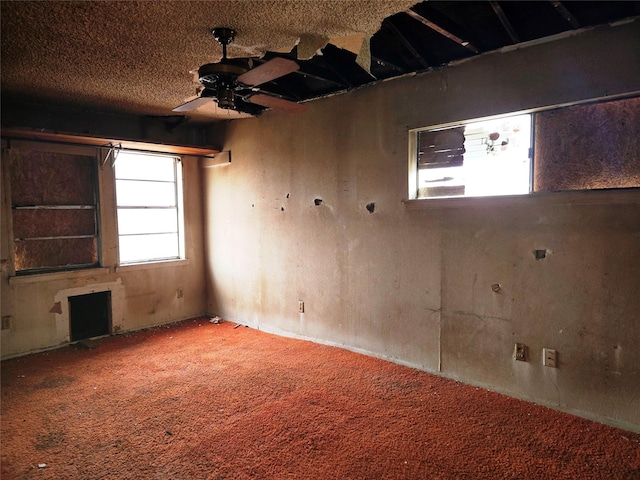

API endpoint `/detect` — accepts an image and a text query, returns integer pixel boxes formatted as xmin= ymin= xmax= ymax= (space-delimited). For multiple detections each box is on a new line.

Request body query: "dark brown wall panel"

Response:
xmin=14 ymin=238 xmax=97 ymax=271
xmin=12 ymin=209 xmax=96 ymax=239
xmin=10 ymin=151 xmax=95 ymax=206
xmin=534 ymin=97 xmax=640 ymax=192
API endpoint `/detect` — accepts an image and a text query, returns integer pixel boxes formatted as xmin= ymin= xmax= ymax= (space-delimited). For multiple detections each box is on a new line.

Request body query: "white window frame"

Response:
xmin=408 ymin=112 xmax=534 ymax=200
xmin=114 ymin=149 xmax=185 ymax=265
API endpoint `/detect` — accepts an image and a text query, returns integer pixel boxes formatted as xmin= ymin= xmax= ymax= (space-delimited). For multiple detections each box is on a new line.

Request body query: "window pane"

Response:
xmin=114 ymin=151 xmax=184 ymax=264
xmin=115 ymin=180 xmax=176 ymax=207
xmin=115 ymin=152 xmax=176 ymax=181
xmin=118 ymin=233 xmax=180 ymax=263
xmin=117 ymin=208 xmax=178 ymax=235
xmin=417 ymin=114 xmax=531 ymax=198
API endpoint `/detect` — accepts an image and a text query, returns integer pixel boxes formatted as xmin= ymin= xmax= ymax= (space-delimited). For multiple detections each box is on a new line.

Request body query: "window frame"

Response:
xmin=408 ymin=111 xmax=535 ymax=201
xmin=8 ymin=144 xmax=101 ymax=275
xmin=113 ymin=149 xmax=185 ymax=266
xmin=408 ymin=94 xmax=640 ymax=202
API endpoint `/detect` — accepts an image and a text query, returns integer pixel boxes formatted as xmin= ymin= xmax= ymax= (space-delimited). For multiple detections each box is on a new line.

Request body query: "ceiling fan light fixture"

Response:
xmin=217 ymin=86 xmax=235 ymax=110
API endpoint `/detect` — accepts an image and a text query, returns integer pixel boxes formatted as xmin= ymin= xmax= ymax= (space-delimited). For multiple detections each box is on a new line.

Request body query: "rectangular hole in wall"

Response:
xmin=68 ymin=291 xmax=111 ymax=342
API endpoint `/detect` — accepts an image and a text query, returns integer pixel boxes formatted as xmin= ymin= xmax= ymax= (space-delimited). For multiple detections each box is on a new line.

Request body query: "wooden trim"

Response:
xmin=403 ymin=188 xmax=640 ymax=210
xmin=9 ymin=267 xmax=110 ymax=285
xmin=1 ymin=128 xmax=219 ymax=157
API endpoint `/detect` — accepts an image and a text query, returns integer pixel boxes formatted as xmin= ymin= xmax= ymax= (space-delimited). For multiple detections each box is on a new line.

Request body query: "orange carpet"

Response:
xmin=2 ymin=318 xmax=639 ymax=479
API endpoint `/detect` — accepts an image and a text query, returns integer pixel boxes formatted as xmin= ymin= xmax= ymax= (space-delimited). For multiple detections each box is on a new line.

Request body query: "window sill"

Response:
xmin=9 ymin=267 xmax=110 ymax=285
xmin=403 ymin=188 xmax=640 ymax=210
xmin=115 ymin=258 xmax=189 ymax=273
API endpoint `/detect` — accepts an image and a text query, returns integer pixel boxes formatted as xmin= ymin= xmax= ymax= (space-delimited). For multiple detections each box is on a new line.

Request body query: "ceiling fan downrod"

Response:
xmin=211 ymin=27 xmax=236 ymax=60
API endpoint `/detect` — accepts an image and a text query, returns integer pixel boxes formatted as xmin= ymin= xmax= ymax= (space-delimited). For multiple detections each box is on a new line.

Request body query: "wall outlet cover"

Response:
xmin=514 ymin=343 xmax=527 ymax=361
xmin=543 ymin=348 xmax=557 ymax=368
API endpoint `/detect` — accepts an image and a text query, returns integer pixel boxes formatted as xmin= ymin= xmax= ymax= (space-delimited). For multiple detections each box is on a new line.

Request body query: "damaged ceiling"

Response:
xmin=1 ymin=1 xmax=639 ymax=124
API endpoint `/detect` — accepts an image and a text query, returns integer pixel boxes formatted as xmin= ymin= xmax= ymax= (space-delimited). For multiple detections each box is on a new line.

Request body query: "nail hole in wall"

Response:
xmin=534 ymin=249 xmax=547 ymax=260
xmin=314 ymin=198 xmax=323 ymax=206
xmin=366 ymin=203 xmax=375 ymax=214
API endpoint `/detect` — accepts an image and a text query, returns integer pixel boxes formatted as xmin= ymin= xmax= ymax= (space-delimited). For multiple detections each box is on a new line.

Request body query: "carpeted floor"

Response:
xmin=1 ymin=318 xmax=639 ymax=479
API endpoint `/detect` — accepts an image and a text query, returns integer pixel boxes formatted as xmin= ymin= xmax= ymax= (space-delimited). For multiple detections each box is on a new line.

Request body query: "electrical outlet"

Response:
xmin=176 ymin=288 xmax=184 ymax=299
xmin=514 ymin=343 xmax=527 ymax=361
xmin=543 ymin=348 xmax=557 ymax=368
xmin=2 ymin=316 xmax=12 ymax=330
xmin=298 ymin=301 xmax=304 ymax=313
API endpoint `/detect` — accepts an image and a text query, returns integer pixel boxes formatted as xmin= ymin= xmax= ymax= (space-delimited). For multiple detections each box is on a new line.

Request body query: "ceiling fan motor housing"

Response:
xmin=198 ymin=62 xmax=249 ymax=110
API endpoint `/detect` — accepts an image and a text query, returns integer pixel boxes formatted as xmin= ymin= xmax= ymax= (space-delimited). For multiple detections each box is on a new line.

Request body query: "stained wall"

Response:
xmin=1 ymin=140 xmax=207 ymax=358
xmin=203 ymin=21 xmax=640 ymax=430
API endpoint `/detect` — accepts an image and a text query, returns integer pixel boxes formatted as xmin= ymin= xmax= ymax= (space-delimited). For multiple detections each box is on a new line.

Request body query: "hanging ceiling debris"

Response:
xmin=1 ymin=1 xmax=638 ymax=123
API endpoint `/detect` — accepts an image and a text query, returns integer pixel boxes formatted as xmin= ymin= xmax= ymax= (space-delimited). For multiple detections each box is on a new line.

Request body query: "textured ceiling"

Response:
xmin=2 ymin=1 xmax=639 ymax=124
xmin=1 ymin=0 xmax=415 ymax=121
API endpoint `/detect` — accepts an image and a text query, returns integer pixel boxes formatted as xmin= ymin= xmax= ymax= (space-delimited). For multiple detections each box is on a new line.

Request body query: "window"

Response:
xmin=409 ymin=96 xmax=640 ymax=200
xmin=411 ymin=114 xmax=532 ymax=199
xmin=10 ymin=149 xmax=99 ymax=274
xmin=114 ymin=150 xmax=184 ymax=264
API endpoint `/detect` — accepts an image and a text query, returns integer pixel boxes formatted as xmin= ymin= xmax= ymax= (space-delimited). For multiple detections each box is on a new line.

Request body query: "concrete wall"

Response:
xmin=1 ymin=140 xmax=207 ymax=358
xmin=203 ymin=21 xmax=640 ymax=431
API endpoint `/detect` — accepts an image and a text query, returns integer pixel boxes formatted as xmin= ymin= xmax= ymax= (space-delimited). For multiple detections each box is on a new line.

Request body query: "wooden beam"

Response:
xmin=490 ymin=1 xmax=520 ymax=44
xmin=1 ymin=127 xmax=219 ymax=157
xmin=405 ymin=8 xmax=479 ymax=54
xmin=314 ymin=56 xmax=354 ymax=89
xmin=371 ymin=55 xmax=406 ymax=74
xmin=383 ymin=18 xmax=430 ymax=69
xmin=550 ymin=1 xmax=581 ymax=29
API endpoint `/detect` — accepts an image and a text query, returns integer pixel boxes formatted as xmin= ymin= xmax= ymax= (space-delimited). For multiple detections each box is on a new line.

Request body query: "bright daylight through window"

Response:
xmin=114 ymin=151 xmax=184 ymax=264
xmin=413 ymin=114 xmax=532 ymax=199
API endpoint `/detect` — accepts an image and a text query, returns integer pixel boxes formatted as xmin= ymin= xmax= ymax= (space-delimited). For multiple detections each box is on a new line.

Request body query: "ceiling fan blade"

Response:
xmin=237 ymin=57 xmax=300 ymax=87
xmin=172 ymin=96 xmax=213 ymax=112
xmin=248 ymin=94 xmax=307 ymax=113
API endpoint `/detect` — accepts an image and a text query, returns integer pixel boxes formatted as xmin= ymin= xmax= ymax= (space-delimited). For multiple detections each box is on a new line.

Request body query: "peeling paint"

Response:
xmin=49 ymin=302 xmax=62 ymax=314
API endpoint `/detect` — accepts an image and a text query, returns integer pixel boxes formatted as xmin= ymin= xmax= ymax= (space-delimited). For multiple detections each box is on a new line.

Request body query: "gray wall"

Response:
xmin=203 ymin=21 xmax=640 ymax=431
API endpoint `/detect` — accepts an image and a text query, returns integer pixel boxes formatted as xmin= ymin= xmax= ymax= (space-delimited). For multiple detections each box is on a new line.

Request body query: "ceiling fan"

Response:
xmin=173 ymin=27 xmax=307 ymax=115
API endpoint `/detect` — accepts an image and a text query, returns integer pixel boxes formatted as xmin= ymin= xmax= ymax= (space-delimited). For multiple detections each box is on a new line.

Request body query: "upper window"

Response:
xmin=10 ymin=148 xmax=99 ymax=274
xmin=412 ymin=114 xmax=532 ymax=199
xmin=114 ymin=150 xmax=184 ymax=265
xmin=409 ymin=96 xmax=640 ymax=200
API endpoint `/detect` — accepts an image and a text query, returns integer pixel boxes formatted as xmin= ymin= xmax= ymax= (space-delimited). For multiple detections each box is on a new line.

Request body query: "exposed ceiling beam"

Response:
xmin=490 ymin=1 xmax=520 ymax=44
xmin=314 ymin=56 xmax=354 ymax=89
xmin=383 ymin=18 xmax=430 ymax=69
xmin=405 ymin=8 xmax=479 ymax=54
xmin=371 ymin=55 xmax=407 ymax=74
xmin=550 ymin=1 xmax=581 ymax=29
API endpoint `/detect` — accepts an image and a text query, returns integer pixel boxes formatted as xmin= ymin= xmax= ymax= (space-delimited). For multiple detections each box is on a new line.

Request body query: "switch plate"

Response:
xmin=543 ymin=348 xmax=557 ymax=368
